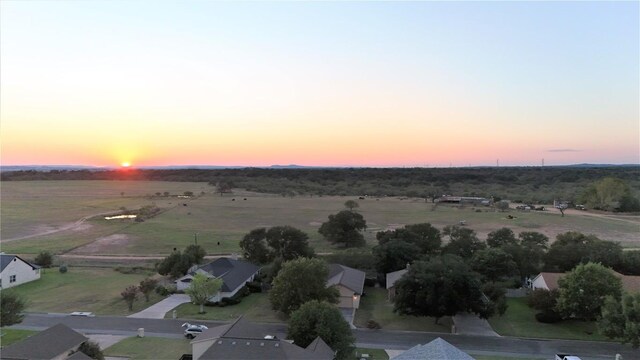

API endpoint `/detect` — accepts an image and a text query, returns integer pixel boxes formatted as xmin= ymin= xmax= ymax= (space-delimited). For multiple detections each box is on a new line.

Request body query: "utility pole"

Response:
xmin=194 ymin=233 xmax=198 ymax=245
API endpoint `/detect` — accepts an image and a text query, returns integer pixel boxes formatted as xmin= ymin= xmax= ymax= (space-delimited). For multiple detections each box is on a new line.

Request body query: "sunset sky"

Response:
xmin=1 ymin=1 xmax=638 ymax=167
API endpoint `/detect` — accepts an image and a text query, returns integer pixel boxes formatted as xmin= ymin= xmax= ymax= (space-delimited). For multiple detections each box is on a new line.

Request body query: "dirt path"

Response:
xmin=57 ymin=254 xmax=236 ymax=261
xmin=0 ymin=211 xmax=117 ymax=243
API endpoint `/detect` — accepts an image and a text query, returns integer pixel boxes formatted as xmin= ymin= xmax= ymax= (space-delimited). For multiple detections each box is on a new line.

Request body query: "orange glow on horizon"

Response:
xmin=121 ymin=162 xmax=131 ymax=168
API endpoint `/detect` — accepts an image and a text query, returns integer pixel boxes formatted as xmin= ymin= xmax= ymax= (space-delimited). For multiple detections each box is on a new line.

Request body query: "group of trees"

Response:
xmin=580 ymin=177 xmax=640 ymax=212
xmin=121 ymin=277 xmax=159 ymax=311
xmin=157 ymin=244 xmax=206 ymax=278
xmin=240 ymin=226 xmax=315 ymax=264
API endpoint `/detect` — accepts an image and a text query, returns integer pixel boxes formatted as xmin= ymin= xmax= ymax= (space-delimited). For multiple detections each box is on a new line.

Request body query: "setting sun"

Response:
xmin=121 ymin=162 xmax=131 ymax=168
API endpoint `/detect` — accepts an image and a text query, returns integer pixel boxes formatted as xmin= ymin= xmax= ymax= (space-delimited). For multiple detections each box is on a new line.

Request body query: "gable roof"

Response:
xmin=191 ymin=257 xmax=260 ymax=292
xmin=193 ymin=317 xmax=333 ymax=360
xmin=535 ymin=271 xmax=640 ymax=293
xmin=305 ymin=336 xmax=335 ymax=358
xmin=327 ymin=264 xmax=365 ymax=295
xmin=67 ymin=351 xmax=94 ymax=360
xmin=386 ymin=268 xmax=408 ymax=289
xmin=0 ymin=323 xmax=87 ymax=360
xmin=391 ymin=337 xmax=475 ymax=360
xmin=0 ymin=254 xmax=39 ymax=272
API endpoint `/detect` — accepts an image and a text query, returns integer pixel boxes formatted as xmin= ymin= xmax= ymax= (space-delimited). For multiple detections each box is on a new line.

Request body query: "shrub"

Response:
xmin=527 ymin=288 xmax=559 ymax=314
xmin=535 ymin=311 xmax=562 ymax=323
xmin=364 ymin=277 xmax=377 ymax=287
xmin=246 ymin=281 xmax=262 ymax=293
xmin=77 ymin=340 xmax=104 ymax=360
xmin=367 ymin=320 xmax=381 ymax=329
xmin=59 ymin=265 xmax=68 ymax=273
xmin=34 ymin=251 xmax=53 ymax=268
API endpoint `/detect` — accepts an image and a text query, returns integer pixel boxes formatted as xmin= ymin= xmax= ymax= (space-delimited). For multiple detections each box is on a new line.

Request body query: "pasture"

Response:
xmin=1 ymin=181 xmax=638 ymax=257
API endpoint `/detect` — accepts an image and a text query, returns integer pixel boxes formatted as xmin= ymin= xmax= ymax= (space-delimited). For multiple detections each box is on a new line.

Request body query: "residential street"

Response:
xmin=11 ymin=313 xmax=638 ymax=360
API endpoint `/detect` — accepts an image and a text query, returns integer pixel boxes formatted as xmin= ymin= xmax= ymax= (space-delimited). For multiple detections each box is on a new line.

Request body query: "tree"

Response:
xmin=580 ymin=177 xmax=634 ymax=211
xmin=486 ymin=228 xmax=517 ymax=248
xmin=184 ymin=244 xmax=206 ymax=265
xmin=393 ymin=255 xmax=489 ymax=324
xmin=0 ymin=291 xmax=26 ymax=326
xmin=121 ymin=285 xmax=139 ymax=311
xmin=516 ymin=231 xmax=549 ymax=278
xmin=34 ymin=251 xmax=53 ymax=268
xmin=599 ymin=292 xmax=640 ymax=348
xmin=185 ymin=273 xmax=223 ymax=314
xmin=471 ymin=248 xmax=518 ymax=282
xmin=344 ymin=200 xmax=359 ymax=211
xmin=545 ymin=232 xmax=622 ymax=272
xmin=527 ymin=288 xmax=560 ymax=315
xmin=556 ymin=263 xmax=623 ymax=320
xmin=139 ymin=277 xmax=159 ymax=302
xmin=482 ymin=282 xmax=508 ymax=316
xmin=318 ymin=210 xmax=367 ymax=248
xmin=495 ymin=200 xmax=510 ymax=212
xmin=619 ymin=250 xmax=640 ymax=275
xmin=269 ymin=258 xmax=339 ymax=315
xmin=77 ymin=341 xmax=105 ymax=360
xmin=442 ymin=225 xmax=486 ymax=259
xmin=373 ymin=240 xmax=421 ymax=275
xmin=288 ymin=300 xmax=355 ymax=360
xmin=214 ymin=180 xmax=234 ymax=196
xmin=240 ymin=226 xmax=314 ymax=264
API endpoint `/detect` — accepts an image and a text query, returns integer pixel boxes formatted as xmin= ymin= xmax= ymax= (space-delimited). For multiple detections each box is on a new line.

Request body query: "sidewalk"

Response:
xmin=127 ymin=294 xmax=191 ymax=319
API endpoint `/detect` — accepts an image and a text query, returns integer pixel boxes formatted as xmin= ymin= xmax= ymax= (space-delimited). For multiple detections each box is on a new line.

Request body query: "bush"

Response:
xmin=59 ymin=265 xmax=68 ymax=273
xmin=220 ymin=297 xmax=240 ymax=306
xmin=364 ymin=277 xmax=377 ymax=287
xmin=246 ymin=281 xmax=262 ymax=293
xmin=527 ymin=288 xmax=559 ymax=314
xmin=34 ymin=251 xmax=53 ymax=268
xmin=154 ymin=284 xmax=176 ymax=296
xmin=367 ymin=320 xmax=381 ymax=329
xmin=535 ymin=311 xmax=562 ymax=323
xmin=78 ymin=340 xmax=105 ymax=360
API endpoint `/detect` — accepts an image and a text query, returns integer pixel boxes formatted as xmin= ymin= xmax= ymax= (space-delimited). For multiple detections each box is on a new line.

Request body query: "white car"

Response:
xmin=182 ymin=323 xmax=208 ymax=339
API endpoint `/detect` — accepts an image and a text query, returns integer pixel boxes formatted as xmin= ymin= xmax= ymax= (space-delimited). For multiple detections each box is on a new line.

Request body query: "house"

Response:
xmin=326 ymin=264 xmax=365 ymax=309
xmin=386 ymin=267 xmax=409 ymax=301
xmin=531 ymin=271 xmax=640 ymax=293
xmin=0 ymin=253 xmax=41 ymax=289
xmin=176 ymin=257 xmax=260 ymax=302
xmin=189 ymin=316 xmax=334 ymax=360
xmin=0 ymin=323 xmax=89 ymax=360
xmin=391 ymin=337 xmax=475 ymax=360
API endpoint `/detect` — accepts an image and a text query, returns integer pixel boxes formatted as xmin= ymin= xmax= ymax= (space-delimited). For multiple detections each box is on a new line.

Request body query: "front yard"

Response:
xmin=353 ymin=287 xmax=453 ymax=332
xmin=104 ymin=336 xmax=191 ymax=359
xmin=488 ymin=298 xmax=607 ymax=341
xmin=168 ymin=292 xmax=285 ymax=323
xmin=9 ymin=267 xmax=166 ymax=315
xmin=0 ymin=329 xmax=37 ymax=347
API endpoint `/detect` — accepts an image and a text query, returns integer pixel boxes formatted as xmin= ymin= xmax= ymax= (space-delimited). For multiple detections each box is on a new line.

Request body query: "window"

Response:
xmin=9 ymin=275 xmax=16 ymax=283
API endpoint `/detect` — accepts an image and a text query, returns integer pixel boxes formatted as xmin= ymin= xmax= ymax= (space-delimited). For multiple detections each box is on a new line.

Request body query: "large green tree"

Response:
xmin=377 ymin=223 xmax=442 ymax=254
xmin=545 ymin=232 xmax=622 ymax=272
xmin=288 ymin=300 xmax=355 ymax=360
xmin=580 ymin=177 xmax=637 ymax=212
xmin=318 ymin=210 xmax=367 ymax=248
xmin=486 ymin=227 xmax=517 ymax=248
xmin=599 ymin=292 xmax=640 ymax=348
xmin=240 ymin=226 xmax=315 ymax=264
xmin=185 ymin=273 xmax=223 ymax=314
xmin=556 ymin=262 xmax=623 ymax=320
xmin=393 ymin=255 xmax=490 ymax=324
xmin=442 ymin=225 xmax=486 ymax=259
xmin=372 ymin=240 xmax=421 ymax=275
xmin=471 ymin=248 xmax=518 ymax=282
xmin=269 ymin=258 xmax=339 ymax=315
xmin=0 ymin=291 xmax=26 ymax=326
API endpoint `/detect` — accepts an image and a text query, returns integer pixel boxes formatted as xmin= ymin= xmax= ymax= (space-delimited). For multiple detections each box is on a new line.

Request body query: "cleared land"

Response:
xmin=9 ymin=267 xmax=165 ymax=315
xmin=2 ymin=181 xmax=638 ymax=257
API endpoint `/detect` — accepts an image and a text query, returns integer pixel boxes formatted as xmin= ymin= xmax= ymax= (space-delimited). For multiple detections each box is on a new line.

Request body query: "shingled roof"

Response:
xmin=535 ymin=271 xmax=640 ymax=293
xmin=193 ymin=257 xmax=260 ymax=292
xmin=386 ymin=268 xmax=408 ymax=289
xmin=391 ymin=337 xmax=475 ymax=360
xmin=1 ymin=323 xmax=87 ymax=360
xmin=327 ymin=264 xmax=365 ymax=295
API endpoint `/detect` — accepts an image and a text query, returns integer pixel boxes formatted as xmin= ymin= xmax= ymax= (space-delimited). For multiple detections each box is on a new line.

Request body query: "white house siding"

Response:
xmin=531 ymin=275 xmax=548 ymax=290
xmin=0 ymin=258 xmax=40 ymax=289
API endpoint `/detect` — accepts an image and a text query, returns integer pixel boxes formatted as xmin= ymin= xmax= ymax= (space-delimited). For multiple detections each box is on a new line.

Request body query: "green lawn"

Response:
xmin=354 ymin=287 xmax=453 ymax=332
xmin=488 ymin=298 xmax=607 ymax=341
xmin=104 ymin=336 xmax=191 ymax=359
xmin=169 ymin=292 xmax=285 ymax=323
xmin=355 ymin=347 xmax=389 ymax=360
xmin=0 ymin=329 xmax=37 ymax=347
xmin=9 ymin=267 xmax=166 ymax=315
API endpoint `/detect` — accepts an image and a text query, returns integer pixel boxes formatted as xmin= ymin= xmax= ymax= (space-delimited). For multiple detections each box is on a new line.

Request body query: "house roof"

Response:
xmin=186 ymin=257 xmax=260 ymax=293
xmin=67 ymin=351 xmax=94 ymax=360
xmin=327 ymin=264 xmax=365 ymax=295
xmin=535 ymin=271 xmax=640 ymax=293
xmin=391 ymin=337 xmax=475 ymax=360
xmin=0 ymin=254 xmax=39 ymax=272
xmin=386 ymin=269 xmax=408 ymax=289
xmin=0 ymin=323 xmax=87 ymax=360
xmin=193 ymin=317 xmax=333 ymax=360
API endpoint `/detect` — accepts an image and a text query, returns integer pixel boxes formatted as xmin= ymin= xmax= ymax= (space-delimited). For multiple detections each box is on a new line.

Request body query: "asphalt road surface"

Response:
xmin=11 ymin=313 xmax=638 ymax=360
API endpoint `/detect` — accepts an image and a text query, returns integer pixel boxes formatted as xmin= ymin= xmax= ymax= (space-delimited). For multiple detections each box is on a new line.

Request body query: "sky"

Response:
xmin=1 ymin=1 xmax=638 ymax=167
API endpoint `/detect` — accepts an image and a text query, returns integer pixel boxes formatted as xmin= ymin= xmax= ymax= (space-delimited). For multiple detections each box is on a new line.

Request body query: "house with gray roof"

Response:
xmin=0 ymin=253 xmax=40 ymax=289
xmin=386 ymin=265 xmax=409 ymax=301
xmin=176 ymin=257 xmax=260 ymax=302
xmin=189 ymin=316 xmax=334 ymax=360
xmin=391 ymin=337 xmax=475 ymax=360
xmin=0 ymin=323 xmax=89 ymax=360
xmin=327 ymin=264 xmax=365 ymax=309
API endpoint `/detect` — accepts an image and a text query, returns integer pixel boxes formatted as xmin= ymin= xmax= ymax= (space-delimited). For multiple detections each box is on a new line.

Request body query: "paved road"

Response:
xmin=10 ymin=314 xmax=637 ymax=360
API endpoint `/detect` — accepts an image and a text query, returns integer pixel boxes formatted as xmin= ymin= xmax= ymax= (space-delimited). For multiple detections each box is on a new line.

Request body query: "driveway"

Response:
xmin=452 ymin=312 xmax=499 ymax=337
xmin=339 ymin=307 xmax=356 ymax=329
xmin=128 ymin=294 xmax=191 ymax=319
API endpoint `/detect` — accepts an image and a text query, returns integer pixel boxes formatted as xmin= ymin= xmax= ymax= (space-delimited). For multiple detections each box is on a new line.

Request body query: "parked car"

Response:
xmin=556 ymin=354 xmax=582 ymax=360
xmin=182 ymin=323 xmax=208 ymax=339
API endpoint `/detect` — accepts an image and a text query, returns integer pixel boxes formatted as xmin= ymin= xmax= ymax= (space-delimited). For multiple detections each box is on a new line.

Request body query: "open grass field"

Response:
xmin=9 ymin=266 xmax=166 ymax=315
xmin=488 ymin=298 xmax=607 ymax=341
xmin=169 ymin=292 xmax=285 ymax=323
xmin=104 ymin=336 xmax=191 ymax=359
xmin=2 ymin=181 xmax=638 ymax=256
xmin=354 ymin=287 xmax=453 ymax=332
